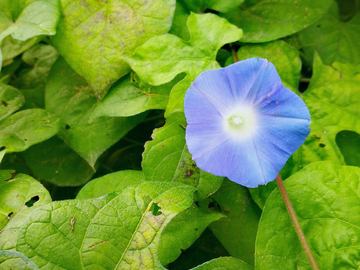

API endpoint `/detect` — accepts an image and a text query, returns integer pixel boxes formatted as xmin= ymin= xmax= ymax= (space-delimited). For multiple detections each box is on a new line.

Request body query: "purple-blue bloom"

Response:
xmin=184 ymin=58 xmax=311 ymax=188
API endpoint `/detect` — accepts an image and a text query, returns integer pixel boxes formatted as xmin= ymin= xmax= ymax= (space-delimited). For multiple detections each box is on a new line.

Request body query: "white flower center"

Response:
xmin=232 ymin=117 xmax=243 ymax=125
xmin=225 ymin=107 xmax=256 ymax=137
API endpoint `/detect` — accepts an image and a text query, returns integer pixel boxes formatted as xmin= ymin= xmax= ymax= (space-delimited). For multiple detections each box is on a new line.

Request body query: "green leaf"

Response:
xmin=0 ymin=251 xmax=38 ymax=270
xmin=336 ymin=130 xmax=360 ymax=167
xmin=45 ymin=57 xmax=147 ymax=167
xmin=221 ymin=0 xmax=333 ymax=43
xmin=22 ymin=136 xmax=94 ymax=187
xmin=296 ymin=68 xmax=360 ymax=168
xmin=0 ymin=173 xmax=52 ymax=250
xmin=158 ymin=204 xmax=223 ymax=266
xmin=143 ymin=113 xmax=224 ymax=200
xmin=7 ymin=0 xmax=60 ymax=41
xmin=0 ymin=0 xmax=60 ymax=69
xmin=126 ymin=13 xmax=243 ymax=116
xmin=0 ymin=108 xmax=61 ymax=152
xmin=256 ymin=161 xmax=360 ymax=269
xmin=16 ymin=181 xmax=195 ymax=269
xmin=76 ymin=170 xmax=146 ymax=199
xmin=205 ymin=179 xmax=261 ymax=266
xmin=52 ymin=0 xmax=176 ymax=99
xmin=0 ymin=149 xmax=6 ymax=164
xmin=222 ymin=0 xmax=333 ymax=43
xmin=168 ymin=1 xmax=191 ymax=40
xmin=190 ymin=257 xmax=253 ymax=270
xmin=0 ymin=83 xmax=25 ymax=121
xmin=299 ymin=3 xmax=360 ymax=65
xmin=179 ymin=0 xmax=245 ymax=13
xmin=1 ymin=36 xmax=39 ymax=65
xmin=227 ymin=40 xmax=301 ymax=91
xmin=13 ymin=43 xmax=59 ymax=109
xmin=90 ymin=73 xmax=184 ymax=119
xmin=0 ymin=169 xmax=14 ymax=182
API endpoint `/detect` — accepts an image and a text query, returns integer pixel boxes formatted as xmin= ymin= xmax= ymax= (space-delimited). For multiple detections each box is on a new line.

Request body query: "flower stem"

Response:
xmin=275 ymin=174 xmax=319 ymax=270
xmin=231 ymin=45 xmax=239 ymax=63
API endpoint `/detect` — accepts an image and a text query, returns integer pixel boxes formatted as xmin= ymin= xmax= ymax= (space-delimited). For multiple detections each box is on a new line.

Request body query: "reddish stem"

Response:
xmin=275 ymin=174 xmax=319 ymax=270
xmin=231 ymin=45 xmax=239 ymax=62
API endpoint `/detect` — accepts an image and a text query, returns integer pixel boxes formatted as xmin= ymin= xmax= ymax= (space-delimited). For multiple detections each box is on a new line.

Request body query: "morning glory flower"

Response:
xmin=184 ymin=58 xmax=310 ymax=188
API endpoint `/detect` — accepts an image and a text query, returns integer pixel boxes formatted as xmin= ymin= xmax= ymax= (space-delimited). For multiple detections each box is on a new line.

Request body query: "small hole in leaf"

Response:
xmin=0 ymin=146 xmax=5 ymax=151
xmin=24 ymin=138 xmax=27 ymax=141
xmin=317 ymin=24 xmax=321 ymax=28
xmin=150 ymin=203 xmax=162 ymax=216
xmin=25 ymin=195 xmax=39 ymax=207
xmin=319 ymin=143 xmax=326 ymax=148
xmin=65 ymin=125 xmax=71 ymax=130
xmin=1 ymin=100 xmax=9 ymax=106
xmin=7 ymin=211 xmax=14 ymax=219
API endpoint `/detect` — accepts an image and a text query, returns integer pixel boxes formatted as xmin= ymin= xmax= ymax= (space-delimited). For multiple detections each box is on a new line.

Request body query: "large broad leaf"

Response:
xmin=22 ymin=136 xmax=94 ymax=186
xmin=16 ymin=181 xmax=195 ymax=269
xmin=143 ymin=113 xmax=224 ymax=201
xmin=190 ymin=257 xmax=253 ymax=270
xmin=205 ymin=180 xmax=261 ymax=266
xmin=90 ymin=73 xmax=184 ymax=119
xmin=0 ymin=83 xmax=25 ymax=121
xmin=126 ymin=13 xmax=242 ymax=117
xmin=255 ymin=161 xmax=360 ymax=269
xmin=227 ymin=40 xmax=301 ymax=91
xmin=221 ymin=0 xmax=333 ymax=43
xmin=299 ymin=3 xmax=360 ymax=65
xmin=158 ymin=204 xmax=223 ymax=266
xmin=52 ymin=0 xmax=176 ymax=99
xmin=45 ymin=57 xmax=146 ymax=167
xmin=0 ymin=108 xmax=61 ymax=152
xmin=76 ymin=170 xmax=146 ymax=199
xmin=0 ymin=251 xmax=38 ymax=270
xmin=0 ymin=173 xmax=52 ymax=250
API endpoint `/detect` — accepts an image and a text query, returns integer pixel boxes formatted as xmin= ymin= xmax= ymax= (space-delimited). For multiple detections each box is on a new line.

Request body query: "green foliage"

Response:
xmin=0 ymin=251 xmax=38 ymax=270
xmin=256 ymin=161 xmax=360 ymax=269
xmin=299 ymin=2 xmax=360 ymax=65
xmin=0 ymin=0 xmax=60 ymax=69
xmin=206 ymin=180 xmax=261 ymax=266
xmin=126 ymin=12 xmax=243 ymax=116
xmin=221 ymin=0 xmax=333 ymax=42
xmin=52 ymin=0 xmax=176 ymax=98
xmin=16 ymin=182 xmax=195 ymax=269
xmin=190 ymin=257 xmax=253 ymax=270
xmin=1 ymin=0 xmax=360 ymax=269
xmin=0 ymin=173 xmax=52 ymax=250
xmin=0 ymin=84 xmax=25 ymax=121
xmin=45 ymin=57 xmax=146 ymax=168
xmin=0 ymin=108 xmax=61 ymax=152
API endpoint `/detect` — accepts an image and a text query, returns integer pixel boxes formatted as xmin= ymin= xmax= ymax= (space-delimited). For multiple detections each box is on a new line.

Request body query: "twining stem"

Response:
xmin=275 ymin=174 xmax=320 ymax=270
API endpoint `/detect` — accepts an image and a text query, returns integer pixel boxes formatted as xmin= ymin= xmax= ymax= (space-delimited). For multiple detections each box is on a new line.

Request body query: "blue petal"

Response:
xmin=221 ymin=58 xmax=283 ymax=107
xmin=189 ymin=136 xmax=268 ymax=188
